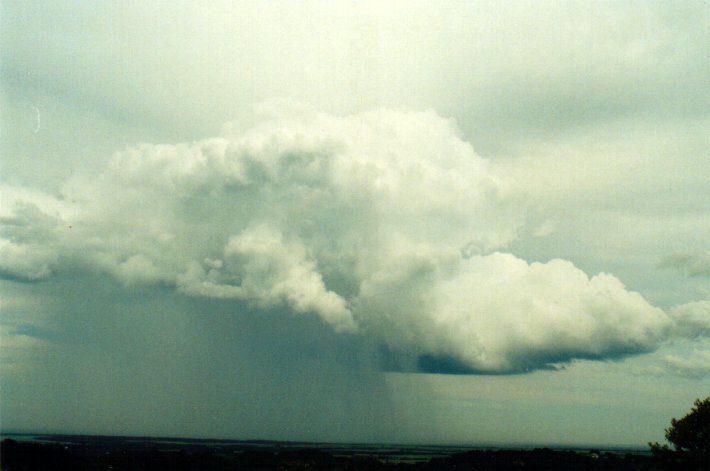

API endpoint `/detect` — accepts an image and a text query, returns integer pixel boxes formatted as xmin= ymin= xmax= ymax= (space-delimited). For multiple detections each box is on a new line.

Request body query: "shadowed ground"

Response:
xmin=1 ymin=436 xmax=662 ymax=471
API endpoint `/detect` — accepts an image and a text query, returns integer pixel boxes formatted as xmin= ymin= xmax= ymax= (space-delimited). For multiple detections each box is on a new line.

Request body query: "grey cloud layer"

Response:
xmin=0 ymin=104 xmax=675 ymax=373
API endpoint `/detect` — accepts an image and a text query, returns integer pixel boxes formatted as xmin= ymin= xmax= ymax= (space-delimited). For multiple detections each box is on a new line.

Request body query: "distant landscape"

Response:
xmin=0 ymin=433 xmax=661 ymax=470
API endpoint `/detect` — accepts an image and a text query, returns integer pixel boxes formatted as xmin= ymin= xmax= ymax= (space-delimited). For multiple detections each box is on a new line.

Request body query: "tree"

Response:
xmin=650 ymin=397 xmax=710 ymax=470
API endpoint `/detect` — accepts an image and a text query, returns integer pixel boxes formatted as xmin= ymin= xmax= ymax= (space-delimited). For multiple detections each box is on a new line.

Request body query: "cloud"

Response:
xmin=661 ymin=251 xmax=710 ymax=277
xmin=662 ymin=350 xmax=710 ymax=378
xmin=671 ymin=300 xmax=710 ymax=338
xmin=0 ymin=332 xmax=46 ymax=373
xmin=178 ymin=223 xmax=356 ymax=332
xmin=0 ymin=315 xmax=49 ymax=373
xmin=0 ymin=103 xmax=676 ymax=373
xmin=366 ymin=252 xmax=672 ymax=373
xmin=0 ymin=188 xmax=75 ymax=281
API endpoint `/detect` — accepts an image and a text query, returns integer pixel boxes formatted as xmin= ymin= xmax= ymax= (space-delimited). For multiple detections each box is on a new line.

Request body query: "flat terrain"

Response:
xmin=0 ymin=434 xmax=660 ymax=470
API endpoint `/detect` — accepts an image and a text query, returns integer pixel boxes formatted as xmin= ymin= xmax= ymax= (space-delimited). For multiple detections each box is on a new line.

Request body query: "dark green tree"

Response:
xmin=650 ymin=397 xmax=710 ymax=470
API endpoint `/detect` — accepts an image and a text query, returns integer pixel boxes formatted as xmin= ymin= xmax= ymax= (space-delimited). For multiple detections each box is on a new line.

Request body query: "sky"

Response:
xmin=1 ymin=0 xmax=709 ymax=447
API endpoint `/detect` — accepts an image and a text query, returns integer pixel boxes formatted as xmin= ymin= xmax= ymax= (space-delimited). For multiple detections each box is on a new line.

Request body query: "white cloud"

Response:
xmin=0 ymin=333 xmax=46 ymax=372
xmin=177 ymin=223 xmax=356 ymax=333
xmin=0 ymin=320 xmax=48 ymax=373
xmin=1 ymin=1 xmax=708 ymax=446
xmin=0 ymin=103 xmax=678 ymax=372
xmin=359 ymin=252 xmax=671 ymax=372
xmin=671 ymin=300 xmax=710 ymax=338
xmin=662 ymin=251 xmax=710 ymax=277
xmin=662 ymin=350 xmax=710 ymax=378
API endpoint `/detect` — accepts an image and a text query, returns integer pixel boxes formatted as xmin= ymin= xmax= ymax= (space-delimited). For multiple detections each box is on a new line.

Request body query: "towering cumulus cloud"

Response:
xmin=0 ymin=102 xmax=672 ymax=373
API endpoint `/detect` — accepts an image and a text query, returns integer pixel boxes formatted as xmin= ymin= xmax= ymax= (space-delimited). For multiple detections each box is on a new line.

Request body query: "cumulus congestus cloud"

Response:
xmin=0 ymin=102 xmax=674 ymax=373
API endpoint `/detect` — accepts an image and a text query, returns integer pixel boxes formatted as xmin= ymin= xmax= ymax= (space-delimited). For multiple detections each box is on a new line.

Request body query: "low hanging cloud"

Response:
xmin=0 ymin=102 xmax=675 ymax=373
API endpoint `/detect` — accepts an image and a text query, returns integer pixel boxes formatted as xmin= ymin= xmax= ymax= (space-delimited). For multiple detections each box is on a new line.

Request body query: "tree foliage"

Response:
xmin=650 ymin=397 xmax=710 ymax=470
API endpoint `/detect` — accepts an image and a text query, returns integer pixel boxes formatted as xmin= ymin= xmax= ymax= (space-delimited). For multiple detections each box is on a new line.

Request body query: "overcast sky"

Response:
xmin=1 ymin=1 xmax=709 ymax=447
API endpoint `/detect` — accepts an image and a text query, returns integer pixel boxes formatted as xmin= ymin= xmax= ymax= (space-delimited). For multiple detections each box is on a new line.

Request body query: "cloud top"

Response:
xmin=0 ymin=103 xmax=674 ymax=373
